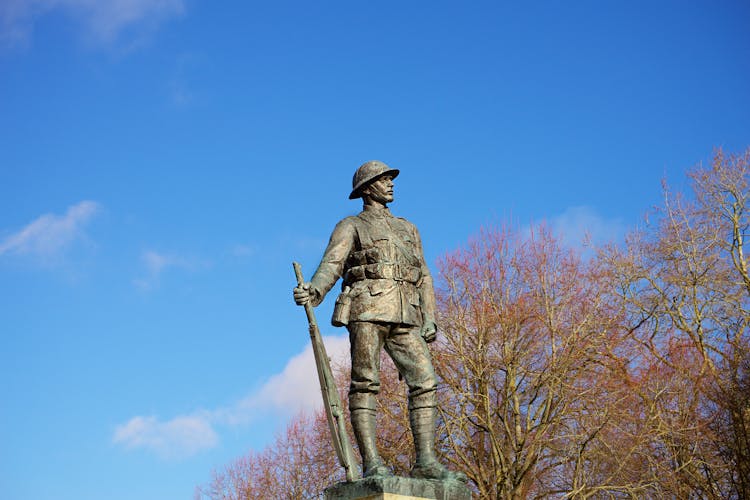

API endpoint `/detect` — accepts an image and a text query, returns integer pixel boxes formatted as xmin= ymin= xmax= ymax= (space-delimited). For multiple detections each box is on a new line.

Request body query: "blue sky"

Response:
xmin=1 ymin=1 xmax=748 ymax=499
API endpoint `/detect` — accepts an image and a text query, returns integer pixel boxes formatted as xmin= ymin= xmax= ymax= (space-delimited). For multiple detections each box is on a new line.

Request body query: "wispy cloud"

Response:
xmin=167 ymin=52 xmax=201 ymax=107
xmin=0 ymin=0 xmax=184 ymax=48
xmin=113 ymin=413 xmax=218 ymax=460
xmin=548 ymin=206 xmax=626 ymax=247
xmin=0 ymin=200 xmax=100 ymax=263
xmin=229 ymin=243 xmax=258 ymax=258
xmin=113 ymin=335 xmax=350 ymax=459
xmin=133 ymin=249 xmax=209 ymax=290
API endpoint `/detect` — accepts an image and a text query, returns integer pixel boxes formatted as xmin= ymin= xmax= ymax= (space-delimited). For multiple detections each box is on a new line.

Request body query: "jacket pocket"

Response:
xmin=368 ymin=279 xmax=389 ymax=296
xmin=405 ymin=285 xmax=420 ymax=305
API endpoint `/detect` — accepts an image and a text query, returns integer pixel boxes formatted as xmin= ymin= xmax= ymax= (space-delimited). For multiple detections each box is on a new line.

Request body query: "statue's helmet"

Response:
xmin=349 ymin=160 xmax=400 ymax=199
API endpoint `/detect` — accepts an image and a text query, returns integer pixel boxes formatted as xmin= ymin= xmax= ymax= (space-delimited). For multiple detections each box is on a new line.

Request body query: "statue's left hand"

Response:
xmin=420 ymin=321 xmax=437 ymax=343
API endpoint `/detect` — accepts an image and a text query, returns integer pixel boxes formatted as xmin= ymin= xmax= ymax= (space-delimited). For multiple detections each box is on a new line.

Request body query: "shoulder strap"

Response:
xmin=354 ymin=214 xmax=374 ymax=249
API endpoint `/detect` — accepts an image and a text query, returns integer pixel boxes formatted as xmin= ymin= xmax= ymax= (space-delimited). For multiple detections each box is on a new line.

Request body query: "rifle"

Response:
xmin=293 ymin=262 xmax=357 ymax=482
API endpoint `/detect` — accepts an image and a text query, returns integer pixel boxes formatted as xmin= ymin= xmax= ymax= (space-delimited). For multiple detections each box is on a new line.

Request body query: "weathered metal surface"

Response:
xmin=294 ymin=161 xmax=467 ymax=485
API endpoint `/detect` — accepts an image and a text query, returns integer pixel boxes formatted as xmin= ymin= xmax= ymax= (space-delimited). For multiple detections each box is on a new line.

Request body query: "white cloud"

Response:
xmin=141 ymin=249 xmax=196 ymax=275
xmin=229 ymin=243 xmax=258 ymax=258
xmin=167 ymin=52 xmax=200 ymax=107
xmin=548 ymin=206 xmax=626 ymax=247
xmin=113 ymin=335 xmax=351 ymax=458
xmin=133 ymin=249 xmax=209 ymax=290
xmin=0 ymin=200 xmax=100 ymax=261
xmin=219 ymin=335 xmax=351 ymax=425
xmin=0 ymin=0 xmax=184 ymax=47
xmin=113 ymin=413 xmax=218 ymax=459
xmin=258 ymin=335 xmax=350 ymax=413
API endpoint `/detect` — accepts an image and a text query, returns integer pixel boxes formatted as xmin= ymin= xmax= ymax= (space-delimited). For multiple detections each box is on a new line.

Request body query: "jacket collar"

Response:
xmin=360 ymin=205 xmax=392 ymax=220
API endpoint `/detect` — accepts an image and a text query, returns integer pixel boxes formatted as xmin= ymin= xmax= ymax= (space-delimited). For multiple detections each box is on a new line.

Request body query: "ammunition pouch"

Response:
xmin=332 ymin=286 xmax=352 ymax=327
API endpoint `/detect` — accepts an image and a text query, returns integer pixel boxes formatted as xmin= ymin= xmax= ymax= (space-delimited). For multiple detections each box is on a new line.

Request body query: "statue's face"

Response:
xmin=363 ymin=174 xmax=394 ymax=204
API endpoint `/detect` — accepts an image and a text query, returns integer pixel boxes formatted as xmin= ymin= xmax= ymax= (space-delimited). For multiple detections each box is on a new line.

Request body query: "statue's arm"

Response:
xmin=308 ymin=219 xmax=356 ymax=306
xmin=413 ymin=225 xmax=438 ymax=330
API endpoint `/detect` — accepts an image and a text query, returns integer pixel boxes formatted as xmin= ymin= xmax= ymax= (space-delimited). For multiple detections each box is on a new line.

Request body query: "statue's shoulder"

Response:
xmin=394 ymin=215 xmax=418 ymax=232
xmin=333 ymin=215 xmax=360 ymax=232
xmin=341 ymin=215 xmax=360 ymax=225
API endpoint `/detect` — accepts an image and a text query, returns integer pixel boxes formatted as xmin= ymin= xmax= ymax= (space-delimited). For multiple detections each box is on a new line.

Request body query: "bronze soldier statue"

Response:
xmin=293 ymin=160 xmax=467 ymax=482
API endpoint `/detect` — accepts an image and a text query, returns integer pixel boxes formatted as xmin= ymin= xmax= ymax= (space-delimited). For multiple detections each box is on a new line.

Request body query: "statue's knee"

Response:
xmin=349 ymin=392 xmax=377 ymax=411
xmin=405 ymin=370 xmax=437 ymax=397
xmin=349 ymin=376 xmax=380 ymax=396
xmin=408 ymin=388 xmax=437 ymax=410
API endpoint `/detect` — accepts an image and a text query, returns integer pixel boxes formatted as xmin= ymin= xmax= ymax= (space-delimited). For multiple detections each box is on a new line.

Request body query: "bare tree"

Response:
xmin=196 ymin=411 xmax=343 ymax=500
xmin=602 ymin=147 xmax=750 ymax=499
xmin=432 ymin=225 xmax=641 ymax=499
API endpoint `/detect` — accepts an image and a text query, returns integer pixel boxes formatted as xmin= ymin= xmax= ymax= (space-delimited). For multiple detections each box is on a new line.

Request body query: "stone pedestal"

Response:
xmin=324 ymin=476 xmax=472 ymax=500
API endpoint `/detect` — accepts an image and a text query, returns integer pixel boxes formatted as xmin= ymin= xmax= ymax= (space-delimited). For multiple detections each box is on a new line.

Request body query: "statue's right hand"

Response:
xmin=293 ymin=283 xmax=312 ymax=305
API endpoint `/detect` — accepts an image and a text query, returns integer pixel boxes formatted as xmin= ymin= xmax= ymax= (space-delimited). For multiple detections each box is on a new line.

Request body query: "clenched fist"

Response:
xmin=293 ymin=282 xmax=312 ymax=306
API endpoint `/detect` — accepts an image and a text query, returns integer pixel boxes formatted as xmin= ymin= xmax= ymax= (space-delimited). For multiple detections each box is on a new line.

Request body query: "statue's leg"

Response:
xmin=386 ymin=326 xmax=468 ymax=483
xmin=348 ymin=321 xmax=392 ymax=478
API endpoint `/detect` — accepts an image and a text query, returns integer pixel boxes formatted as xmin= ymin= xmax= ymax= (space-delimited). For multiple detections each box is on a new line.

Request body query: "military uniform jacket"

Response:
xmin=309 ymin=205 xmax=437 ymax=327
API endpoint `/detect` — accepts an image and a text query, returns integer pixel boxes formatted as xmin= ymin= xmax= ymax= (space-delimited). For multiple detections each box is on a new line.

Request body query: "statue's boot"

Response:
xmin=409 ymin=407 xmax=468 ymax=483
xmin=351 ymin=408 xmax=392 ymax=478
